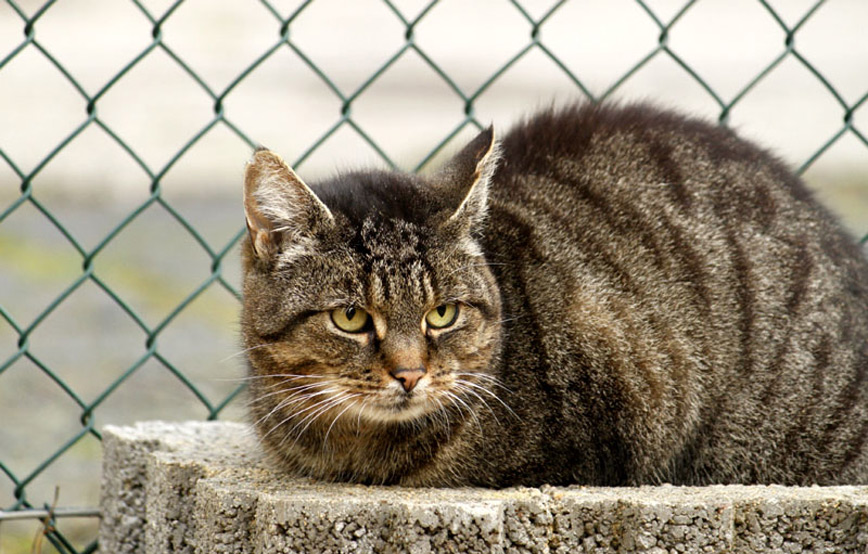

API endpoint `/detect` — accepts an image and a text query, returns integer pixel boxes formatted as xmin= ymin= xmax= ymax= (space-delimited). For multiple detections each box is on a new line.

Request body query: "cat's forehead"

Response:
xmin=275 ymin=202 xmax=484 ymax=311
xmin=358 ymin=216 xmax=428 ymax=262
xmin=355 ymin=216 xmax=436 ymax=303
xmin=367 ymin=256 xmax=435 ymax=311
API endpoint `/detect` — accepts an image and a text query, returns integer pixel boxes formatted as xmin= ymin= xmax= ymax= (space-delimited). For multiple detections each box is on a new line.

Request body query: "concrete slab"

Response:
xmin=98 ymin=421 xmax=868 ymax=553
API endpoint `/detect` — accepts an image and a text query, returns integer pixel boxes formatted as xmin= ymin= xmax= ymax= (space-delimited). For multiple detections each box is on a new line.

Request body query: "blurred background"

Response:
xmin=1 ymin=0 xmax=867 ymax=551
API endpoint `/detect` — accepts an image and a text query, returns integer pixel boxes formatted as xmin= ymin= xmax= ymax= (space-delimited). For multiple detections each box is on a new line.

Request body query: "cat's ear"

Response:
xmin=243 ymin=148 xmax=334 ymax=260
xmin=437 ymin=126 xmax=500 ymax=233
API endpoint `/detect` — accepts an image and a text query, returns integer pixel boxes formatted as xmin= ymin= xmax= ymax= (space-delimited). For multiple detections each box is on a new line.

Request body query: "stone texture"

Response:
xmin=98 ymin=421 xmax=868 ymax=553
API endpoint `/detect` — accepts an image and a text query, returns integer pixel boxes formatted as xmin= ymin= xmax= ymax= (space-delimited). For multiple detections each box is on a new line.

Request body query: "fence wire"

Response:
xmin=1 ymin=0 xmax=867 ymax=552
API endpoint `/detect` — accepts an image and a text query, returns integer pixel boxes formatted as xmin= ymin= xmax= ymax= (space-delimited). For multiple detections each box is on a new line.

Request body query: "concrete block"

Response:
xmin=98 ymin=421 xmax=868 ymax=553
xmin=98 ymin=422 xmax=173 ymax=553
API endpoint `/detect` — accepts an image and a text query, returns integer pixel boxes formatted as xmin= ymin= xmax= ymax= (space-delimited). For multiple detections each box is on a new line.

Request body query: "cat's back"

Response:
xmin=488 ymin=102 xmax=867 ymax=304
xmin=477 ymin=102 xmax=868 ymax=486
xmin=494 ymin=102 xmax=814 ymax=222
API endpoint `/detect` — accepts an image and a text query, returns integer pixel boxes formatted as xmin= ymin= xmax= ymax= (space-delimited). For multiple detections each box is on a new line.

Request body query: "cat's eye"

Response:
xmin=425 ymin=303 xmax=458 ymax=330
xmin=330 ymin=306 xmax=370 ymax=333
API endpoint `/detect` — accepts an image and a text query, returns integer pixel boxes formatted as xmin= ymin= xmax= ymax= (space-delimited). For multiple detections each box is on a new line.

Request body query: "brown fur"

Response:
xmin=241 ymin=103 xmax=868 ymax=487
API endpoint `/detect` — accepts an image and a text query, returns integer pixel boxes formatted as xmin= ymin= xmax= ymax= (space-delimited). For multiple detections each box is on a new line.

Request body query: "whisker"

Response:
xmin=250 ymin=379 xmax=334 ymax=397
xmin=355 ymin=397 xmax=368 ymax=434
xmin=431 ymin=396 xmax=452 ymax=437
xmin=286 ymin=393 xmax=357 ymax=448
xmin=255 ymin=386 xmax=341 ymax=437
xmin=260 ymin=410 xmax=299 ymax=444
xmin=442 ymin=389 xmax=482 ymax=431
xmin=219 ymin=343 xmax=271 ymax=363
xmin=495 ymin=315 xmax=527 ymax=325
xmin=454 ymin=372 xmax=514 ymax=393
xmin=221 ymin=372 xmax=333 ymax=383
xmin=453 ymin=381 xmax=499 ymax=424
xmin=244 ymin=378 xmax=337 ymax=404
xmin=268 ymin=394 xmax=341 ymax=447
xmin=439 ymin=390 xmax=463 ymax=419
xmin=323 ymin=396 xmax=362 ymax=448
xmin=456 ymin=378 xmax=520 ymax=421
xmin=271 ymin=386 xmax=342 ymax=419
xmin=250 ymin=378 xmax=335 ymax=396
xmin=245 ymin=381 xmax=335 ymax=410
xmin=248 ymin=381 xmax=333 ymax=399
xmin=285 ymin=391 xmax=350 ymax=428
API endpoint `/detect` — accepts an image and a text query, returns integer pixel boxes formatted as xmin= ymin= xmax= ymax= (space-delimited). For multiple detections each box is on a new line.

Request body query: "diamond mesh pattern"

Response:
xmin=1 ymin=1 xmax=866 ymax=551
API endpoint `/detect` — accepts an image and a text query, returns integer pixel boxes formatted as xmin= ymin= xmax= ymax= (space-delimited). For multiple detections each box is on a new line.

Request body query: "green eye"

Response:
xmin=331 ymin=306 xmax=370 ymax=333
xmin=425 ymin=303 xmax=458 ymax=329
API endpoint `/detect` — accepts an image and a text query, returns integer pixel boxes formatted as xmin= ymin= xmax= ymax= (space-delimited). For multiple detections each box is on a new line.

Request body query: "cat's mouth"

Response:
xmin=363 ymin=388 xmax=435 ymax=423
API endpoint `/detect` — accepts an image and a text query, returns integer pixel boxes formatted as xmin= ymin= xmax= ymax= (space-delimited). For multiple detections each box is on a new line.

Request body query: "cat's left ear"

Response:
xmin=437 ymin=126 xmax=500 ymax=233
xmin=243 ymin=148 xmax=334 ymax=260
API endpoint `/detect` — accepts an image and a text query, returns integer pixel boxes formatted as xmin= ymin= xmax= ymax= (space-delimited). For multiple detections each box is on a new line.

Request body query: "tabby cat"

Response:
xmin=241 ymin=102 xmax=868 ymax=487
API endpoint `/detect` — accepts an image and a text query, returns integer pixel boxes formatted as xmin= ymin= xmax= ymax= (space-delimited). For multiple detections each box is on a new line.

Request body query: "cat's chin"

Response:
xmin=359 ymin=393 xmax=437 ymax=424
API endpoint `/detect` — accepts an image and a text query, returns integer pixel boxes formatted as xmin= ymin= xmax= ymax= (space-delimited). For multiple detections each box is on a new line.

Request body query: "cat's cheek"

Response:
xmin=254 ymin=327 xmax=371 ymax=380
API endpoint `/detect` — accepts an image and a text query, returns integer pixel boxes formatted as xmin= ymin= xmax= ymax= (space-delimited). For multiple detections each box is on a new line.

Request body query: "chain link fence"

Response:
xmin=1 ymin=0 xmax=867 ymax=551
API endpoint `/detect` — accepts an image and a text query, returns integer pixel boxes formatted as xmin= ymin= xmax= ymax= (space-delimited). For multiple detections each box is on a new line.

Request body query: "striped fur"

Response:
xmin=241 ymin=103 xmax=868 ymax=486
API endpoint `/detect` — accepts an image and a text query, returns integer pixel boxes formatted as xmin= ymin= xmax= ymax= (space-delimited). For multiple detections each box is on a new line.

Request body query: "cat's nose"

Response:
xmin=389 ymin=367 xmax=426 ymax=393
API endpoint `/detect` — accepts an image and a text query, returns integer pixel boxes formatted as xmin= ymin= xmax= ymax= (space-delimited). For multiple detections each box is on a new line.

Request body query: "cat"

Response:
xmin=240 ymin=102 xmax=868 ymax=487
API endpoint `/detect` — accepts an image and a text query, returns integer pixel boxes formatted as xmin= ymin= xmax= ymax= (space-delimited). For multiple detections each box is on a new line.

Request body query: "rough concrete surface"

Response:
xmin=99 ymin=421 xmax=868 ymax=553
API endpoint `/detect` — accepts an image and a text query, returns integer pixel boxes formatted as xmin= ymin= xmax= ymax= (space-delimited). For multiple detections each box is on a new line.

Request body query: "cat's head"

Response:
xmin=241 ymin=129 xmax=504 ymax=441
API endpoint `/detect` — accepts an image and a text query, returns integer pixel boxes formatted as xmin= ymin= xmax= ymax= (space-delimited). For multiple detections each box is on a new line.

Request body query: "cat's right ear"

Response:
xmin=436 ymin=126 xmax=500 ymax=234
xmin=243 ymin=148 xmax=334 ymax=260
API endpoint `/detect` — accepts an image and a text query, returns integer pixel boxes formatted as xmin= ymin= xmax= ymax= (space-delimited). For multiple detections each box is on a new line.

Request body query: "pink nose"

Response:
xmin=389 ymin=367 xmax=426 ymax=393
